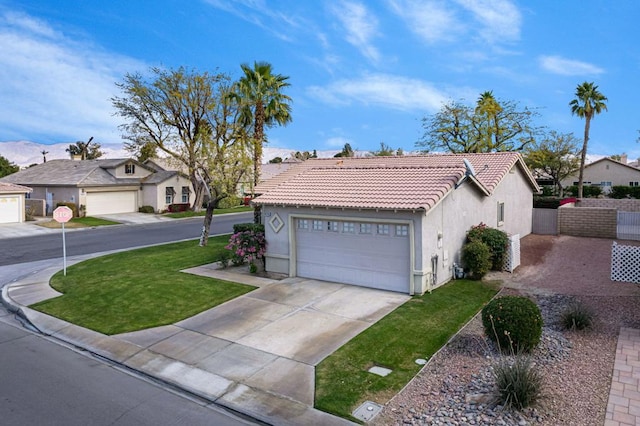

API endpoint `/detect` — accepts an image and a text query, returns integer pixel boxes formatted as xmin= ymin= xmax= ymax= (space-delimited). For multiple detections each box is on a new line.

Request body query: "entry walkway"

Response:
xmin=606 ymin=328 xmax=640 ymax=425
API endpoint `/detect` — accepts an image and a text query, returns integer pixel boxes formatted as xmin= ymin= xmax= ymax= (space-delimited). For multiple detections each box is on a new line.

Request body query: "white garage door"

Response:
xmin=86 ymin=191 xmax=137 ymax=216
xmin=295 ymin=219 xmax=411 ymax=293
xmin=0 ymin=196 xmax=20 ymax=224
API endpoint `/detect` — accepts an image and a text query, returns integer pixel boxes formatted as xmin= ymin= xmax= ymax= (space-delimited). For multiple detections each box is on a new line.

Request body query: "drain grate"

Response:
xmin=353 ymin=400 xmax=383 ymax=422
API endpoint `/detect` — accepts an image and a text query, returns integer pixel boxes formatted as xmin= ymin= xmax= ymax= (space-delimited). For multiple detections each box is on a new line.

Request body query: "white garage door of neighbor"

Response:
xmin=0 ymin=196 xmax=20 ymax=224
xmin=86 ymin=191 xmax=137 ymax=216
xmin=295 ymin=219 xmax=411 ymax=293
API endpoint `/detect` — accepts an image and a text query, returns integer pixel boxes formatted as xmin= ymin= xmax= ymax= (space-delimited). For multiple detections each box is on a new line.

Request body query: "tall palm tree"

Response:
xmin=569 ymin=82 xmax=608 ymax=198
xmin=236 ymin=61 xmax=292 ymax=223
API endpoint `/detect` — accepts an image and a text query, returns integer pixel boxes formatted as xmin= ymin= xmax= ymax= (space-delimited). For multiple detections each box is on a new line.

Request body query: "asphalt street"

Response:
xmin=0 ymin=212 xmax=252 ymax=266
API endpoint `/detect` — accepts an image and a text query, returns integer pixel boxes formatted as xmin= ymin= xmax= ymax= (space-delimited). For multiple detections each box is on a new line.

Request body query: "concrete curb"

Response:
xmin=1 ymin=262 xmax=355 ymax=426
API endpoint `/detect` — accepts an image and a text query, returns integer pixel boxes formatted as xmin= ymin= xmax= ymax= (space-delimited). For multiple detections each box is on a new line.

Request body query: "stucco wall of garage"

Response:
xmin=141 ymin=185 xmax=159 ymax=211
xmin=421 ymin=166 xmax=534 ymax=292
xmin=262 ymin=205 xmax=425 ymax=293
xmin=27 ymin=186 xmax=81 ymax=215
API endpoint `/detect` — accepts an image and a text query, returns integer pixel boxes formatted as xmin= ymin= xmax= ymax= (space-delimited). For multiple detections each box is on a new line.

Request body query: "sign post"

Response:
xmin=53 ymin=206 xmax=73 ymax=276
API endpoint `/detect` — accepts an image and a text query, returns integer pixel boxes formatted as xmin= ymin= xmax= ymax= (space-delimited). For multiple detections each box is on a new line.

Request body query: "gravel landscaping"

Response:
xmin=374 ymin=235 xmax=640 ymax=426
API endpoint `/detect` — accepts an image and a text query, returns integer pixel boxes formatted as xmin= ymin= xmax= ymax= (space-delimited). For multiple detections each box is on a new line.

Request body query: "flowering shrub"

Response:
xmin=225 ymin=230 xmax=266 ymax=265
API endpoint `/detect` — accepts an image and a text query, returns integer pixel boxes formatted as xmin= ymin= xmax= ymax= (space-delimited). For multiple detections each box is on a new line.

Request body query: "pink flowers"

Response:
xmin=226 ymin=230 xmax=266 ymax=264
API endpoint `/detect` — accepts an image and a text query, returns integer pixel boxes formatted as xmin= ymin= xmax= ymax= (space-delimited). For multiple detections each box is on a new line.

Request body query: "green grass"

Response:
xmin=165 ymin=206 xmax=253 ymax=218
xmin=314 ymin=279 xmax=499 ymax=420
xmin=30 ymin=235 xmax=254 ymax=335
xmin=71 ymin=217 xmax=120 ymax=226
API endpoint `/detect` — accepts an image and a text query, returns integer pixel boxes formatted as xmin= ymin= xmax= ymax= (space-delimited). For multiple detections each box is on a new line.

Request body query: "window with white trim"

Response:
xmin=125 ymin=164 xmax=135 ymax=175
xmin=395 ymin=224 xmax=409 ymax=237
xmin=327 ymin=221 xmax=338 ymax=232
xmin=312 ymin=220 xmax=323 ymax=231
xmin=377 ymin=224 xmax=390 ymax=235
xmin=298 ymin=219 xmax=309 ymax=230
xmin=630 ymin=182 xmax=639 ymax=187
xmin=497 ymin=202 xmax=505 ymax=226
xmin=165 ymin=187 xmax=174 ymax=204
xmin=342 ymin=222 xmax=355 ymax=233
xmin=181 ymin=186 xmax=189 ymax=203
xmin=359 ymin=223 xmax=372 ymax=234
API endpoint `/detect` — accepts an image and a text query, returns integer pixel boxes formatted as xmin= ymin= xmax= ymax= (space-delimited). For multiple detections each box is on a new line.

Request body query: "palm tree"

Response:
xmin=236 ymin=61 xmax=292 ymax=223
xmin=569 ymin=82 xmax=608 ymax=198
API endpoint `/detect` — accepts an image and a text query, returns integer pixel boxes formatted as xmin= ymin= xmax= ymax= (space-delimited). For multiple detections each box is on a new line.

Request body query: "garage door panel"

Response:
xmin=0 ymin=196 xmax=20 ymax=223
xmin=295 ymin=222 xmax=410 ymax=293
xmin=86 ymin=191 xmax=137 ymax=216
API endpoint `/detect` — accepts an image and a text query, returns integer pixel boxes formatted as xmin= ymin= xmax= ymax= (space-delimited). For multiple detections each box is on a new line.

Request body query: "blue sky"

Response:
xmin=0 ymin=0 xmax=638 ymax=159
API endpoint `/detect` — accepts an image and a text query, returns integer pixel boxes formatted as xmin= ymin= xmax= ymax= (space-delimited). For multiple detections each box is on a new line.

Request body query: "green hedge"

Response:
xmin=233 ymin=223 xmax=265 ymax=233
xmin=610 ymin=186 xmax=640 ymax=199
xmin=55 ymin=202 xmax=78 ymax=217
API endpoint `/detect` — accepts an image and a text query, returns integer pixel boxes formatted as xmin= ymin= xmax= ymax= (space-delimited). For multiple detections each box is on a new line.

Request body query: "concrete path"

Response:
xmin=606 ymin=327 xmax=640 ymax=426
xmin=2 ymin=262 xmax=409 ymax=425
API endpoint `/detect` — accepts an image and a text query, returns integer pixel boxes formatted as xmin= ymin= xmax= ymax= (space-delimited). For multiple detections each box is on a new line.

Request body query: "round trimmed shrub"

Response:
xmin=462 ymin=240 xmax=491 ymax=280
xmin=467 ymin=224 xmax=509 ymax=271
xmin=481 ymin=296 xmax=543 ymax=353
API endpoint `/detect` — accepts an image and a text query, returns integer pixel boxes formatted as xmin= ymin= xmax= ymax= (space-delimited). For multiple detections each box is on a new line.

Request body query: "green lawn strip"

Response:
xmin=71 ymin=217 xmax=120 ymax=226
xmin=314 ymin=280 xmax=499 ymax=420
xmin=30 ymin=236 xmax=254 ymax=335
xmin=164 ymin=206 xmax=253 ymax=219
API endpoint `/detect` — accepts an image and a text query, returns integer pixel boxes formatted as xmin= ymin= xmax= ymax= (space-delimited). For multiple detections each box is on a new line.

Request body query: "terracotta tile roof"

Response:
xmin=253 ymin=152 xmax=538 ymax=211
xmin=0 ymin=182 xmax=32 ymax=193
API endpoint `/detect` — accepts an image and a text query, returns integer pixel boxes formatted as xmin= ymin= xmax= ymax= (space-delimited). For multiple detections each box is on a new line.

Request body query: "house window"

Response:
xmin=312 ymin=220 xmax=323 ymax=231
xmin=359 ymin=223 xmax=372 ymax=234
xmin=327 ymin=221 xmax=338 ymax=232
xmin=165 ymin=187 xmax=174 ymax=204
xmin=297 ymin=219 xmax=309 ymax=230
xmin=377 ymin=224 xmax=390 ymax=235
xmin=497 ymin=202 xmax=505 ymax=226
xmin=396 ymin=224 xmax=409 ymax=237
xmin=601 ymin=181 xmax=612 ymax=187
xmin=25 ymin=192 xmax=31 ymax=199
xmin=181 ymin=186 xmax=189 ymax=203
xmin=125 ymin=164 xmax=135 ymax=175
xmin=342 ymin=222 xmax=355 ymax=233
xmin=630 ymin=182 xmax=639 ymax=187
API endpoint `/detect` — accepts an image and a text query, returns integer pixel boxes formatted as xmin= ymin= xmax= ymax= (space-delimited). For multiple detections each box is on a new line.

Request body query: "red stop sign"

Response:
xmin=53 ymin=206 xmax=73 ymax=223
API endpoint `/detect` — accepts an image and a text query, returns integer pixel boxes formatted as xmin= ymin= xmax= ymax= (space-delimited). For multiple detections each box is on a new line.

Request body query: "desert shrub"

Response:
xmin=482 ymin=296 xmax=543 ymax=353
xmin=560 ymin=301 xmax=594 ymax=331
xmin=565 ymin=185 xmax=602 ymax=198
xmin=217 ymin=195 xmax=242 ymax=209
xmin=233 ymin=223 xmax=265 ymax=234
xmin=56 ymin=202 xmax=78 ymax=217
xmin=493 ymin=355 xmax=543 ymax=410
xmin=611 ymin=186 xmax=640 ymax=199
xmin=467 ymin=224 xmax=509 ymax=270
xmin=138 ymin=205 xmax=155 ymax=213
xmin=462 ymin=240 xmax=491 ymax=280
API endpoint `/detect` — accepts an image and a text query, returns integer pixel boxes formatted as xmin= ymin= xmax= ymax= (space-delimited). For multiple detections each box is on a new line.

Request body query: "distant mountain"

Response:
xmin=0 ymin=140 xmax=129 ymax=167
xmin=0 ymin=140 xmax=351 ymax=168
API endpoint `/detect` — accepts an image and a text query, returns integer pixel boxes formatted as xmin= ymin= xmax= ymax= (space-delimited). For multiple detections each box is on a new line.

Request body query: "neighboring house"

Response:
xmin=0 ymin=182 xmax=32 ymax=223
xmin=253 ymin=152 xmax=539 ymax=295
xmin=0 ymin=159 xmax=193 ymax=215
xmin=561 ymin=157 xmax=640 ymax=194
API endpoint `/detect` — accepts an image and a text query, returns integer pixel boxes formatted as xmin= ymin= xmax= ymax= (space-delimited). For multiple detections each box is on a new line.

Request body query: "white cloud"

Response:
xmin=330 ymin=1 xmax=381 ymax=63
xmin=387 ymin=0 xmax=461 ymax=44
xmin=454 ymin=0 xmax=521 ymax=43
xmin=325 ymin=136 xmax=353 ymax=148
xmin=539 ymin=55 xmax=605 ymax=76
xmin=307 ymin=73 xmax=450 ymax=112
xmin=0 ymin=11 xmax=146 ymax=143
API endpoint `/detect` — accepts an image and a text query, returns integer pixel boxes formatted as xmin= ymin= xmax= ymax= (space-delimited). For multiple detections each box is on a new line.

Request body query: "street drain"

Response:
xmin=353 ymin=400 xmax=383 ymax=422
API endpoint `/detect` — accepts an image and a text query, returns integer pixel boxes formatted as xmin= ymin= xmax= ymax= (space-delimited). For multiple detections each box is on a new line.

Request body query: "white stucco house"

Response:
xmin=0 ymin=159 xmax=194 ymax=216
xmin=0 ymin=182 xmax=32 ymax=223
xmin=561 ymin=157 xmax=640 ymax=194
xmin=252 ymin=152 xmax=539 ymax=295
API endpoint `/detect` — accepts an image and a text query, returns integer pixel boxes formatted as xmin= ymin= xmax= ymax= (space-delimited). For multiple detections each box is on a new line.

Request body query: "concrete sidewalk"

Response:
xmin=2 ymin=262 xmax=408 ymax=425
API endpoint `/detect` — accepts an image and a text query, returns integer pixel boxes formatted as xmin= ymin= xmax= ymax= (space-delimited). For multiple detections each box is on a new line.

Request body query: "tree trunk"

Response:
xmin=577 ymin=115 xmax=591 ymax=199
xmin=199 ymin=200 xmax=215 ymax=246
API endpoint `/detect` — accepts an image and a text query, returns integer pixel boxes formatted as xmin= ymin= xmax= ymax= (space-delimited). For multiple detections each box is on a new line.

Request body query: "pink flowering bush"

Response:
xmin=225 ymin=230 xmax=266 ymax=266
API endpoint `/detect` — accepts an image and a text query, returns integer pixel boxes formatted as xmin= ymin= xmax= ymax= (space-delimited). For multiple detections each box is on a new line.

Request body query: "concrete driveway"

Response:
xmin=115 ymin=267 xmax=409 ymax=407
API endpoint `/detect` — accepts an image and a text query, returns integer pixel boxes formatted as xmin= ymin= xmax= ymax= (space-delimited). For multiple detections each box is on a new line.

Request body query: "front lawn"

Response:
xmin=37 ymin=217 xmax=120 ymax=228
xmin=165 ymin=206 xmax=252 ymax=218
xmin=30 ymin=236 xmax=254 ymax=335
xmin=315 ymin=279 xmax=498 ymax=420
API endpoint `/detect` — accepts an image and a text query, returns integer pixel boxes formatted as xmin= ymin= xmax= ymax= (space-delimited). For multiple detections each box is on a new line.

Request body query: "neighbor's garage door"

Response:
xmin=0 ymin=196 xmax=20 ymax=223
xmin=295 ymin=219 xmax=411 ymax=293
xmin=86 ymin=191 xmax=137 ymax=216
